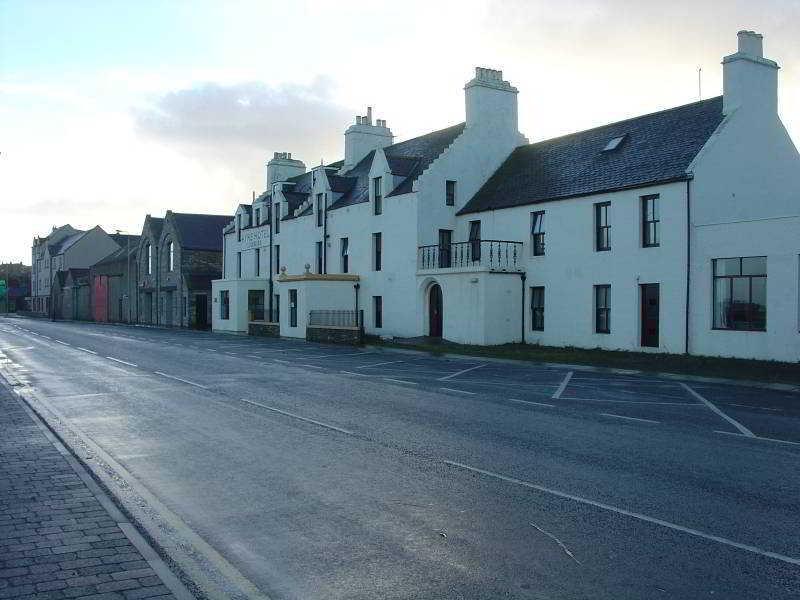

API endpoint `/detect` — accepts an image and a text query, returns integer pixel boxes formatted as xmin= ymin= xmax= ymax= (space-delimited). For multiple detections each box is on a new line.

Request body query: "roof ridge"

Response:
xmin=525 ymin=96 xmax=723 ymax=148
xmin=386 ymin=122 xmax=466 ymax=153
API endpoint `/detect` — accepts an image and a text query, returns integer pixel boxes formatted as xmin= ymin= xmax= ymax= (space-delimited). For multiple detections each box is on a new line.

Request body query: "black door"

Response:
xmin=194 ymin=294 xmax=208 ymax=329
xmin=429 ymin=284 xmax=443 ymax=337
xmin=640 ymin=284 xmax=659 ymax=347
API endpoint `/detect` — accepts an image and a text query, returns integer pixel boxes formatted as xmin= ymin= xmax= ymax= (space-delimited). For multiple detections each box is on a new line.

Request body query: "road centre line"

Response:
xmin=55 ymin=340 xmax=71 ymax=346
xmin=307 ymin=352 xmax=372 ymax=359
xmin=240 ymin=399 xmax=355 ymax=435
xmin=341 ymin=370 xmax=369 ymax=376
xmin=714 ymin=431 xmax=800 ymax=447
xmin=300 ymin=364 xmax=324 ymax=369
xmin=681 ymin=383 xmax=755 ymax=437
xmin=77 ymin=347 xmax=98 ymax=355
xmin=384 ymin=378 xmax=418 ymax=385
xmin=552 ymin=371 xmax=574 ymax=399
xmin=105 ymin=356 xmax=138 ymax=367
xmin=40 ymin=335 xmax=52 ymax=339
xmin=508 ymin=398 xmax=555 ymax=407
xmin=440 ymin=387 xmax=477 ymax=395
xmin=727 ymin=403 xmax=782 ymax=412
xmin=153 ymin=371 xmax=209 ymax=389
xmin=274 ymin=359 xmax=293 ymax=364
xmin=355 ymin=360 xmax=405 ymax=369
xmin=600 ymin=413 xmax=660 ymax=424
xmin=437 ymin=363 xmax=486 ymax=381
xmin=560 ymin=396 xmax=702 ymax=407
xmin=443 ymin=459 xmax=800 ymax=567
xmin=0 ymin=346 xmax=34 ymax=351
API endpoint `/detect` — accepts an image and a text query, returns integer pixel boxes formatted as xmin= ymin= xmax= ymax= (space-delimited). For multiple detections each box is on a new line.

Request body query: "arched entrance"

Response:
xmin=428 ymin=283 xmax=443 ymax=337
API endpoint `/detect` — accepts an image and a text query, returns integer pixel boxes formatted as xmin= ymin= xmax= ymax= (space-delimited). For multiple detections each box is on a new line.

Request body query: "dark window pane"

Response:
xmin=713 ymin=277 xmax=730 ymax=328
xmin=751 ymin=277 xmax=767 ymax=329
xmin=742 ymin=256 xmax=767 ymax=276
xmin=714 ymin=258 xmax=741 ymax=276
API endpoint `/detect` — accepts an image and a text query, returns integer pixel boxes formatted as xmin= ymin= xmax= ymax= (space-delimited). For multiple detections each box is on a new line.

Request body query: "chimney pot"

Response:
xmin=737 ymin=30 xmax=763 ymax=57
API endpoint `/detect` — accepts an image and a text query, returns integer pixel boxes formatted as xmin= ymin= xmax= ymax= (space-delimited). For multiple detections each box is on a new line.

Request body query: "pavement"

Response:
xmin=0 ymin=376 xmax=192 ymax=600
xmin=0 ymin=315 xmax=799 ymax=599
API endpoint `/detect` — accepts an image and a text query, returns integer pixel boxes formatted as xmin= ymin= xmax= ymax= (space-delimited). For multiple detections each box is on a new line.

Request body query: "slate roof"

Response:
xmin=459 ymin=97 xmax=724 ymax=215
xmin=48 ymin=231 xmax=87 ymax=256
xmin=94 ymin=238 xmax=139 ymax=267
xmin=170 ymin=213 xmax=232 ymax=252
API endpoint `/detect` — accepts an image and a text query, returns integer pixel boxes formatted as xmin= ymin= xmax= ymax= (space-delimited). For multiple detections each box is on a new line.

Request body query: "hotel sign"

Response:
xmin=239 ymin=227 xmax=269 ymax=250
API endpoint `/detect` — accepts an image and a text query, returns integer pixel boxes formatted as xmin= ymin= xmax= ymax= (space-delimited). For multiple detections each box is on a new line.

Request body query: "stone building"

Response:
xmin=90 ymin=236 xmax=139 ymax=323
xmin=137 ymin=211 xmax=230 ymax=328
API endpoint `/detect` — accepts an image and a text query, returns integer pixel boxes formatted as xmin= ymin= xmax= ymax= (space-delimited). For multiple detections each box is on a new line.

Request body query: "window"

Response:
xmin=168 ymin=241 xmax=174 ymax=271
xmin=531 ymin=287 xmax=544 ymax=331
xmin=468 ymin=220 xmax=481 ymax=262
xmin=236 ymin=252 xmax=242 ymax=278
xmin=146 ymin=244 xmax=152 ymax=275
xmin=341 ymin=238 xmax=349 ymax=273
xmin=255 ymin=248 xmax=260 ymax=276
xmin=373 ymin=177 xmax=382 ymax=215
xmin=713 ymin=257 xmax=767 ymax=331
xmin=374 ymin=296 xmax=383 ymax=328
xmin=595 ymin=202 xmax=611 ymax=251
xmin=248 ymin=290 xmax=264 ymax=321
xmin=273 ymin=294 xmax=280 ymax=324
xmin=237 ymin=214 xmax=242 ymax=242
xmin=642 ymin=195 xmax=659 ymax=247
xmin=602 ymin=135 xmax=626 ymax=152
xmin=220 ymin=290 xmax=230 ymax=320
xmin=438 ymin=229 xmax=452 ymax=268
xmin=446 ymin=180 xmax=456 ymax=206
xmin=316 ymin=193 xmax=323 ymax=227
xmin=531 ymin=211 xmax=545 ymax=256
xmin=289 ymin=289 xmax=298 ymax=327
xmin=255 ymin=208 xmax=260 ymax=226
xmin=595 ymin=285 xmax=611 ymax=333
xmin=274 ymin=245 xmax=280 ymax=275
xmin=373 ymin=233 xmax=382 ymax=271
xmin=316 ymin=241 xmax=323 ymax=274
xmin=273 ymin=203 xmax=280 ymax=234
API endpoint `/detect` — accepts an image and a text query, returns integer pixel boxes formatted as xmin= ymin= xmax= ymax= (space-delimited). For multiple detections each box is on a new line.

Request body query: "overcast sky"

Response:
xmin=1 ymin=0 xmax=798 ymax=264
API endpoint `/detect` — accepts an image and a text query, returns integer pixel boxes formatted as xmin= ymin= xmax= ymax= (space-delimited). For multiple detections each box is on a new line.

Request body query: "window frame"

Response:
xmin=274 ymin=245 xmax=280 ymax=275
xmin=146 ymin=244 xmax=152 ymax=275
xmin=531 ymin=211 xmax=545 ymax=256
xmin=167 ymin=240 xmax=174 ymax=272
xmin=289 ymin=289 xmax=298 ymax=327
xmin=642 ymin=194 xmax=660 ymax=248
xmin=236 ymin=251 xmax=242 ymax=278
xmin=530 ymin=286 xmax=545 ymax=331
xmin=438 ymin=229 xmax=452 ymax=268
xmin=595 ymin=202 xmax=611 ymax=252
xmin=595 ymin=284 xmax=611 ymax=334
xmin=255 ymin=247 xmax=260 ymax=276
xmin=273 ymin=203 xmax=280 ymax=234
xmin=341 ymin=237 xmax=349 ymax=274
xmin=712 ymin=256 xmax=767 ymax=331
xmin=254 ymin=208 xmax=260 ymax=226
xmin=373 ymin=177 xmax=383 ymax=215
xmin=316 ymin=241 xmax=323 ymax=274
xmin=445 ymin=180 xmax=456 ymax=207
xmin=316 ymin=193 xmax=324 ymax=227
xmin=374 ymin=295 xmax=383 ymax=328
xmin=373 ymin=232 xmax=382 ymax=271
xmin=220 ymin=290 xmax=230 ymax=320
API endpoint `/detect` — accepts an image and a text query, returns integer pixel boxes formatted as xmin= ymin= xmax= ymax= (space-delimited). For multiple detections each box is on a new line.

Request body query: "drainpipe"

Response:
xmin=268 ymin=185 xmax=275 ymax=321
xmin=323 ymin=192 xmax=328 ymax=274
xmin=684 ymin=178 xmax=692 ymax=355
xmin=354 ymin=283 xmax=361 ymax=330
xmin=520 ymin=272 xmax=526 ymax=344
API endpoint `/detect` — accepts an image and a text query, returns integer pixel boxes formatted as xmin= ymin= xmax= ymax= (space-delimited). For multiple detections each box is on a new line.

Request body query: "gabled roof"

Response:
xmin=48 ymin=231 xmax=87 ymax=256
xmin=170 ymin=213 xmax=231 ymax=252
xmin=459 ymin=97 xmax=724 ymax=215
xmin=144 ymin=216 xmax=165 ymax=239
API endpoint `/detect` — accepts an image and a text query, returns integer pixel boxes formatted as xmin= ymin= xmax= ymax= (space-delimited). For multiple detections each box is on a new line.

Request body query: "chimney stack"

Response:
xmin=266 ymin=152 xmax=306 ymax=190
xmin=342 ymin=107 xmax=393 ymax=171
xmin=722 ymin=30 xmax=779 ymax=115
xmin=464 ymin=67 xmax=519 ymax=133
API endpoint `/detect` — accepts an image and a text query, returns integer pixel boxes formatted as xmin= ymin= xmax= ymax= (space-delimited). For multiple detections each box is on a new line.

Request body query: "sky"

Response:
xmin=1 ymin=0 xmax=798 ymax=265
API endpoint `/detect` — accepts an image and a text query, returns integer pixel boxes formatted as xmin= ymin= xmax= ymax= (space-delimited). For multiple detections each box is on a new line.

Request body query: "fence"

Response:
xmin=417 ymin=240 xmax=524 ymax=271
xmin=308 ymin=310 xmax=361 ymax=328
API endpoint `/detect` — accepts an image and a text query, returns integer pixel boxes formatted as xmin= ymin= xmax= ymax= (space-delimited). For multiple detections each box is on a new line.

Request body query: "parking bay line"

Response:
xmin=106 ymin=356 xmax=138 ymax=367
xmin=552 ymin=371 xmax=573 ymax=399
xmin=443 ymin=459 xmax=800 ymax=567
xmin=680 ymin=383 xmax=755 ymax=437
xmin=55 ymin=340 xmax=71 ymax=346
xmin=439 ymin=387 xmax=477 ymax=395
xmin=600 ymin=413 xmax=660 ymax=424
xmin=384 ymin=378 xmax=417 ymax=385
xmin=153 ymin=371 xmax=208 ymax=389
xmin=437 ymin=363 xmax=486 ymax=382
xmin=240 ymin=399 xmax=354 ymax=436
xmin=77 ymin=347 xmax=98 ymax=355
xmin=715 ymin=430 xmax=800 ymax=447
xmin=509 ymin=398 xmax=555 ymax=408
xmin=355 ymin=360 xmax=405 ymax=369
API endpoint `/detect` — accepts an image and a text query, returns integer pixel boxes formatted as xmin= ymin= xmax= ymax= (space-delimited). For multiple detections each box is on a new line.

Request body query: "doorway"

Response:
xmin=194 ymin=294 xmax=208 ymax=329
xmin=164 ymin=291 xmax=173 ymax=326
xmin=429 ymin=283 xmax=443 ymax=337
xmin=640 ymin=283 xmax=659 ymax=347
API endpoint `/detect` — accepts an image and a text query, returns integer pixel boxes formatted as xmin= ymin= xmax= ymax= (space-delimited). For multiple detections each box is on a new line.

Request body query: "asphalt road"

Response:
xmin=1 ymin=316 xmax=799 ymax=599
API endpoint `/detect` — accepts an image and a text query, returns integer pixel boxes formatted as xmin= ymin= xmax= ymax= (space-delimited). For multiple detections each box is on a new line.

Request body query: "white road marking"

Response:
xmin=437 ymin=363 xmax=486 ymax=381
xmin=55 ymin=340 xmax=71 ymax=346
xmin=681 ymin=383 xmax=755 ymax=437
xmin=552 ymin=371 xmax=574 ymax=399
xmin=274 ymin=359 xmax=293 ymax=364
xmin=600 ymin=413 xmax=660 ymax=424
xmin=508 ymin=398 xmax=555 ymax=408
xmin=0 ymin=346 xmax=34 ymax=351
xmin=105 ymin=357 xmax=138 ymax=367
xmin=561 ymin=396 xmax=702 ymax=407
xmin=355 ymin=360 xmax=405 ymax=369
xmin=77 ymin=347 xmax=98 ymax=355
xmin=728 ymin=403 xmax=782 ymax=412
xmin=240 ymin=399 xmax=354 ymax=435
xmin=383 ymin=378 xmax=418 ymax=385
xmin=300 ymin=364 xmax=324 ymax=369
xmin=443 ymin=459 xmax=800 ymax=567
xmin=308 ymin=352 xmax=371 ymax=359
xmin=47 ymin=393 xmax=111 ymax=400
xmin=714 ymin=431 xmax=800 ymax=447
xmin=40 ymin=335 xmax=52 ymax=340
xmin=439 ymin=387 xmax=477 ymax=395
xmin=248 ymin=355 xmax=262 ymax=359
xmin=340 ymin=370 xmax=369 ymax=376
xmin=153 ymin=371 xmax=209 ymax=389
xmin=206 ymin=348 xmax=217 ymax=352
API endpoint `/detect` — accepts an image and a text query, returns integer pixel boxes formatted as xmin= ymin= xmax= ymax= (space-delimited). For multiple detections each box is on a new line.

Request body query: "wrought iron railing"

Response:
xmin=417 ymin=240 xmax=524 ymax=271
xmin=308 ymin=309 xmax=361 ymax=328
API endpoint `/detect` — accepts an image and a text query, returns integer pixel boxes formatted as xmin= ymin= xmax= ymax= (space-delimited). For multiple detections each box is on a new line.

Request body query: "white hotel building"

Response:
xmin=213 ymin=31 xmax=800 ymax=362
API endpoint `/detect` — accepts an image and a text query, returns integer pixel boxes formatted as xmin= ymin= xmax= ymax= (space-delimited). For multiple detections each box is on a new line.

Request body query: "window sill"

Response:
xmin=711 ymin=327 xmax=766 ymax=332
xmin=596 ymin=248 xmax=611 ymax=253
xmin=595 ymin=330 xmax=611 ymax=335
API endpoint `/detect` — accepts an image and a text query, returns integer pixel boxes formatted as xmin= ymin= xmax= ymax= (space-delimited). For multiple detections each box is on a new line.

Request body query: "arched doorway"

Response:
xmin=428 ymin=283 xmax=443 ymax=337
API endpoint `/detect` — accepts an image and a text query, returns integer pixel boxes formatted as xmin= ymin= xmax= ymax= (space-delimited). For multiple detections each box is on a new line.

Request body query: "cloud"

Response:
xmin=132 ymin=77 xmax=351 ymax=188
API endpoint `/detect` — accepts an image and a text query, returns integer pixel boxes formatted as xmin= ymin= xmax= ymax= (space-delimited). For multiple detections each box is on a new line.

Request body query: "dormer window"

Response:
xmin=255 ymin=208 xmax=260 ymax=226
xmin=316 ymin=193 xmax=324 ymax=227
xmin=373 ymin=177 xmax=383 ymax=215
xmin=237 ymin=214 xmax=242 ymax=241
xmin=602 ymin=135 xmax=626 ymax=152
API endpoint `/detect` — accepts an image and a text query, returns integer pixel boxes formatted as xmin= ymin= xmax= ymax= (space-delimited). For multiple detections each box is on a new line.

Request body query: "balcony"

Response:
xmin=417 ymin=240 xmax=524 ymax=272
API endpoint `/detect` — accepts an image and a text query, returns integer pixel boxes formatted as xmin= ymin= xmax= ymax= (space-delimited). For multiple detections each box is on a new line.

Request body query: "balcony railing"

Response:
xmin=309 ymin=309 xmax=362 ymax=328
xmin=418 ymin=240 xmax=524 ymax=272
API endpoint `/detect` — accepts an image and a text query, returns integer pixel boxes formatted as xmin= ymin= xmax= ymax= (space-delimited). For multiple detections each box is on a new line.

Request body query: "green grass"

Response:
xmin=366 ymin=338 xmax=800 ymax=386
